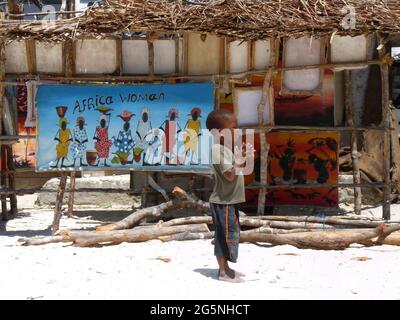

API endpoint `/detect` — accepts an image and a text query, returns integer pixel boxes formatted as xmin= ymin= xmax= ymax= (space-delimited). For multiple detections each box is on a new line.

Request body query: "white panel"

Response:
xmin=36 ymin=42 xmax=63 ymax=73
xmin=5 ymin=41 xmax=28 ymax=74
xmin=75 ymin=39 xmax=117 ymax=74
xmin=154 ymin=40 xmax=176 ymax=74
xmin=254 ymin=40 xmax=272 ymax=70
xmin=235 ymin=87 xmax=270 ymax=126
xmin=331 ymin=35 xmax=368 ymax=63
xmin=229 ymin=40 xmax=248 ymax=73
xmin=122 ymin=40 xmax=149 ymax=74
xmin=283 ymin=37 xmax=322 ymax=92
xmin=187 ymin=33 xmax=220 ymax=75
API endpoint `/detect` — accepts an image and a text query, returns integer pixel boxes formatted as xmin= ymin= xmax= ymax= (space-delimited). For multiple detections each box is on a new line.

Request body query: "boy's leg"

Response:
xmin=211 ymin=203 xmax=242 ymax=282
xmin=225 ymin=205 xmax=245 ymax=277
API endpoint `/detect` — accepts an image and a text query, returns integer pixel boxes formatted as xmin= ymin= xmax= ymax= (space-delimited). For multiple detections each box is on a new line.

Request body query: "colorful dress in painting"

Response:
xmin=112 ymin=110 xmax=135 ymax=165
xmin=160 ymin=108 xmax=181 ymax=165
xmin=183 ymin=107 xmax=202 ymax=164
xmin=94 ymin=114 xmax=112 ymax=166
xmin=135 ymin=108 xmax=152 ymax=164
xmin=71 ymin=116 xmax=88 ymax=166
xmin=52 ymin=117 xmax=72 ymax=168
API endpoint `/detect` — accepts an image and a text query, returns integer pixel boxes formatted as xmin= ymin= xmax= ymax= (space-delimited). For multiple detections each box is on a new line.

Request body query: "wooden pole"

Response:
xmin=1 ymin=145 xmax=7 ymax=220
xmin=378 ymin=34 xmax=391 ymax=220
xmin=0 ymin=33 xmax=7 ymax=220
xmin=6 ymin=145 xmax=17 ymax=216
xmin=67 ymin=171 xmax=76 ymax=218
xmin=344 ymin=70 xmax=362 ymax=215
xmin=257 ymin=40 xmax=276 ymax=215
xmin=381 ymin=62 xmax=391 ymax=221
xmin=52 ymin=173 xmax=67 ymax=235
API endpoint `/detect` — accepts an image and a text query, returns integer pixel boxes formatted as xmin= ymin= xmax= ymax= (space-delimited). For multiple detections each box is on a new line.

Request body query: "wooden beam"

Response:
xmin=115 ymin=36 xmax=122 ymax=76
xmin=174 ymin=37 xmax=180 ymax=75
xmin=1 ymin=145 xmax=7 ymax=220
xmin=52 ymin=173 xmax=67 ymax=234
xmin=378 ymin=34 xmax=392 ymax=220
xmin=183 ymin=33 xmax=189 ymax=76
xmin=0 ymin=32 xmax=7 ymax=220
xmin=257 ymin=39 xmax=276 ymax=215
xmin=25 ymin=39 xmax=36 ymax=74
xmin=344 ymin=70 xmax=362 ymax=215
xmin=67 ymin=171 xmax=76 ymax=218
xmin=6 ymin=145 xmax=17 ymax=216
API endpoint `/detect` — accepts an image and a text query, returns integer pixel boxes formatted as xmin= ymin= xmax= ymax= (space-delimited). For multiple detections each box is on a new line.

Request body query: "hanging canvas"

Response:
xmin=5 ymin=41 xmax=28 ymax=74
xmin=266 ymin=131 xmax=339 ymax=207
xmin=35 ymin=41 xmax=63 ymax=74
xmin=330 ymin=35 xmax=370 ymax=70
xmin=254 ymin=39 xmax=272 ymax=70
xmin=122 ymin=39 xmax=149 ymax=74
xmin=241 ymin=131 xmax=339 ymax=209
xmin=282 ymin=37 xmax=324 ymax=94
xmin=233 ymin=86 xmax=272 ymax=126
xmin=75 ymin=39 xmax=117 ymax=74
xmin=185 ymin=33 xmax=223 ymax=75
xmin=154 ymin=39 xmax=177 ymax=75
xmin=228 ymin=40 xmax=249 ymax=74
xmin=35 ymin=82 xmax=214 ymax=172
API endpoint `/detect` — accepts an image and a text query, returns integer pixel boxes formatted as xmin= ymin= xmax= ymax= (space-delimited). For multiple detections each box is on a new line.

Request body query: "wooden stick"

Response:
xmin=0 ymin=36 xmax=7 ymax=221
xmin=240 ymin=224 xmax=400 ymax=250
xmin=63 ymin=223 xmax=210 ymax=247
xmin=3 ymin=60 xmax=383 ymax=82
xmin=67 ymin=171 xmax=76 ymax=218
xmin=257 ymin=68 xmax=273 ymax=215
xmin=344 ymin=70 xmax=362 ymax=215
xmin=6 ymin=145 xmax=17 ymax=216
xmin=158 ymin=231 xmax=214 ymax=242
xmin=52 ymin=173 xmax=67 ymax=235
xmin=379 ymin=39 xmax=391 ymax=220
xmin=1 ymin=145 xmax=8 ymax=220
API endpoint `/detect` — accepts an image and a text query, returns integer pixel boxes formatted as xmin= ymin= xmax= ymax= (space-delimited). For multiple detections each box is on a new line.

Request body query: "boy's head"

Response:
xmin=206 ymin=110 xmax=238 ymax=146
xmin=206 ymin=110 xmax=237 ymax=131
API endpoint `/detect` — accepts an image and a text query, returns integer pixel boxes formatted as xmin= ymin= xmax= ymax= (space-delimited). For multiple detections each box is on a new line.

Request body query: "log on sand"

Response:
xmin=96 ymin=187 xmax=210 ymax=232
xmin=19 ymin=224 xmax=209 ymax=247
xmin=158 ymin=231 xmax=214 ymax=242
xmin=239 ymin=224 xmax=400 ymax=250
xmin=64 ymin=223 xmax=210 ymax=247
xmin=161 ymin=216 xmax=339 ymax=230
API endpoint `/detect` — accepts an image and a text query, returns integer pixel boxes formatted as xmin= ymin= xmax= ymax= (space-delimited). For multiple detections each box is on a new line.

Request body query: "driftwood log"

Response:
xmin=19 ymin=223 xmax=210 ymax=247
xmin=96 ymin=186 xmax=210 ymax=232
xmin=239 ymin=224 xmax=400 ymax=250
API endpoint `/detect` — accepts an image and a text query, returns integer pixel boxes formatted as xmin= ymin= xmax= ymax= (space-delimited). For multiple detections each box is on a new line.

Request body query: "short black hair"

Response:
xmin=206 ymin=109 xmax=235 ymax=131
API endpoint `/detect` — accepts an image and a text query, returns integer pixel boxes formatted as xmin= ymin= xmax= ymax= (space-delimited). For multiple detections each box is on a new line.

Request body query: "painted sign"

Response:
xmin=36 ymin=83 xmax=214 ymax=171
xmin=243 ymin=132 xmax=339 ymax=208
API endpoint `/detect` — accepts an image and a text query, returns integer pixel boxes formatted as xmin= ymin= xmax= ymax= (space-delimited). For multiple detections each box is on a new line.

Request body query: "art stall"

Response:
xmin=2 ymin=0 xmax=400 ymax=249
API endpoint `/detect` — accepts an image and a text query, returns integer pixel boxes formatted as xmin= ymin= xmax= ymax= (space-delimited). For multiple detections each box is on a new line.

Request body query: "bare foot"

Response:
xmin=229 ymin=268 xmax=245 ymax=277
xmin=218 ymin=272 xmax=244 ymax=283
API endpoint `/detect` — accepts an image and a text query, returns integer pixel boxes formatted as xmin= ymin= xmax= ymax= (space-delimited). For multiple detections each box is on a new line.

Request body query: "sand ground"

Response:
xmin=1 ymin=195 xmax=400 ymax=300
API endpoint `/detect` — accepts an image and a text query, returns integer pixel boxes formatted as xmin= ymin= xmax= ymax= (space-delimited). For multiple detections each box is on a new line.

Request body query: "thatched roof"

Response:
xmin=2 ymin=0 xmax=400 ymax=41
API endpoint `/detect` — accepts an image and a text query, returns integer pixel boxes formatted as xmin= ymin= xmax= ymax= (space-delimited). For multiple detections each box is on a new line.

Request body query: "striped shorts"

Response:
xmin=210 ymin=203 xmax=240 ymax=263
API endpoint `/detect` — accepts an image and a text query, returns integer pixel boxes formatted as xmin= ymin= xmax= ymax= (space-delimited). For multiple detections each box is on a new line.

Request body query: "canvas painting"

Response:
xmin=242 ymin=132 xmax=339 ymax=208
xmin=36 ymin=82 xmax=214 ymax=171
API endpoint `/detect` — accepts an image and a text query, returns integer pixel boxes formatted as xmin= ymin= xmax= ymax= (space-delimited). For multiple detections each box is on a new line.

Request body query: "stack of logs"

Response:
xmin=19 ymin=187 xmax=400 ymax=250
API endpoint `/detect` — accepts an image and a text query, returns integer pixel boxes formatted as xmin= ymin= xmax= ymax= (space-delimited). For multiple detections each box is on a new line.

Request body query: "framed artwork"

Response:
xmin=35 ymin=82 xmax=215 ymax=172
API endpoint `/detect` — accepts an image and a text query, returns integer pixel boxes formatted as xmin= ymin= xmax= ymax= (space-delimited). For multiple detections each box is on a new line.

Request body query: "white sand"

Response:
xmin=1 ymin=195 xmax=400 ymax=300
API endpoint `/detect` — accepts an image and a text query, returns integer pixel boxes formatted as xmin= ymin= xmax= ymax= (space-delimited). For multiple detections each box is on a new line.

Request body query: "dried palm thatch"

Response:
xmin=2 ymin=0 xmax=400 ymax=42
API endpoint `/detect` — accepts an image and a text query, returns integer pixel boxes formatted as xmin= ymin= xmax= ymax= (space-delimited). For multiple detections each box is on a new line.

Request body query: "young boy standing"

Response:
xmin=206 ymin=110 xmax=254 ymax=283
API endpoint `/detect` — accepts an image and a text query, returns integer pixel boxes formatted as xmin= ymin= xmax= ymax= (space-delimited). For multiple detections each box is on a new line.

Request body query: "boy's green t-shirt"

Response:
xmin=209 ymin=144 xmax=245 ymax=205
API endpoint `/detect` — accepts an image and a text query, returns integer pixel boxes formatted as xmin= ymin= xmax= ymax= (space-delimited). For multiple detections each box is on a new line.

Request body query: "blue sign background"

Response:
xmin=36 ymin=82 xmax=214 ymax=171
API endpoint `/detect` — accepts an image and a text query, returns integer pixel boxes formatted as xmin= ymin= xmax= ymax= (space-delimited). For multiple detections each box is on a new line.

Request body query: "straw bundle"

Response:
xmin=2 ymin=0 xmax=400 ymax=41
